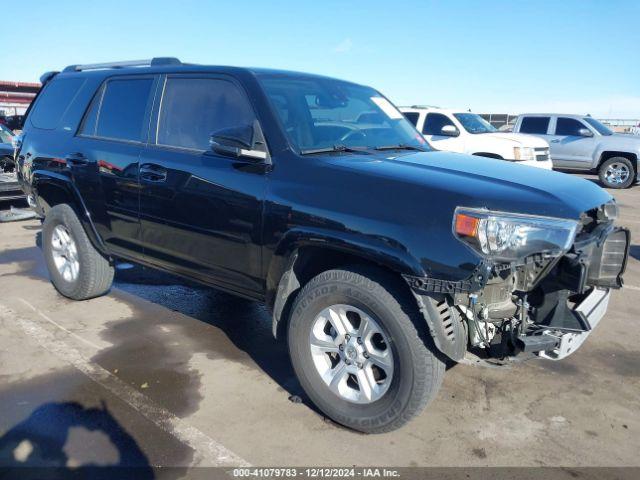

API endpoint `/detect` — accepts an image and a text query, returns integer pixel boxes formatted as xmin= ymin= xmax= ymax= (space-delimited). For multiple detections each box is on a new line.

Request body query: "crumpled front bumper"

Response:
xmin=538 ymin=287 xmax=610 ymax=360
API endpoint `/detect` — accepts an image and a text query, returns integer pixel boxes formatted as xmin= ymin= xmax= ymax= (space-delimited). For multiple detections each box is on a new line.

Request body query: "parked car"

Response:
xmin=400 ymin=106 xmax=553 ymax=170
xmin=0 ymin=125 xmax=15 ymax=168
xmin=513 ymin=113 xmax=640 ymax=189
xmin=18 ymin=59 xmax=629 ymax=433
xmin=0 ymin=125 xmax=24 ymax=202
xmin=3 ymin=115 xmax=25 ymax=132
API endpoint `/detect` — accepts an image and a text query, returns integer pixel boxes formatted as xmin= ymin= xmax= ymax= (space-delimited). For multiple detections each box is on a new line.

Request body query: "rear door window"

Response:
xmin=519 ymin=116 xmax=550 ymax=134
xmin=423 ymin=113 xmax=455 ymax=135
xmin=555 ymin=117 xmax=587 ymax=136
xmin=156 ymin=77 xmax=256 ymax=151
xmin=29 ymin=77 xmax=86 ymax=130
xmin=95 ymin=78 xmax=154 ymax=141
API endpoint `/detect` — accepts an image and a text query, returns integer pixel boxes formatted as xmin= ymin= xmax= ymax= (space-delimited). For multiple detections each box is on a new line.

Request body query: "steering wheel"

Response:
xmin=339 ymin=129 xmax=367 ymax=143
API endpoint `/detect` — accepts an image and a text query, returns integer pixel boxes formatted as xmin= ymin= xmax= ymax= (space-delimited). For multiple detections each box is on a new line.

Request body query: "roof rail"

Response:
xmin=410 ymin=105 xmax=440 ymax=109
xmin=63 ymin=57 xmax=181 ymax=72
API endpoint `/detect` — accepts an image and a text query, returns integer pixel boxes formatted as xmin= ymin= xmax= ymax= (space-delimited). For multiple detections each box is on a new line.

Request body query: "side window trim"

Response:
xmin=76 ymin=74 xmax=159 ymax=145
xmin=149 ymin=73 xmax=266 ymax=155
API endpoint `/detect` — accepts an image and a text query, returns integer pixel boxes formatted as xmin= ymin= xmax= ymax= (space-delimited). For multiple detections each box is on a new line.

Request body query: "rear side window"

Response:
xmin=423 ymin=113 xmax=455 ymax=135
xmin=29 ymin=77 xmax=85 ymax=130
xmin=402 ymin=112 xmax=420 ymax=126
xmin=519 ymin=116 xmax=550 ymax=134
xmin=157 ymin=78 xmax=256 ymax=150
xmin=555 ymin=117 xmax=586 ymax=136
xmin=80 ymin=78 xmax=154 ymax=142
xmin=100 ymin=79 xmax=154 ymax=141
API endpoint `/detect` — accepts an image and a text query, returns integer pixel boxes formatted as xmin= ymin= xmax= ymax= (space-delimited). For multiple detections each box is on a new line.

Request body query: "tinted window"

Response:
xmin=556 ymin=117 xmax=587 ymax=136
xmin=157 ymin=78 xmax=256 ymax=150
xmin=95 ymin=78 xmax=154 ymax=141
xmin=402 ymin=112 xmax=420 ymax=126
xmin=519 ymin=116 xmax=550 ymax=134
xmin=423 ymin=113 xmax=455 ymax=135
xmin=30 ymin=77 xmax=85 ymax=130
xmin=79 ymin=87 xmax=102 ymax=137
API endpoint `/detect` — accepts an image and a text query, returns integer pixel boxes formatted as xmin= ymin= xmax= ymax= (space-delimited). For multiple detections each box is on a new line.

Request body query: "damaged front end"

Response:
xmin=405 ymin=201 xmax=629 ymax=363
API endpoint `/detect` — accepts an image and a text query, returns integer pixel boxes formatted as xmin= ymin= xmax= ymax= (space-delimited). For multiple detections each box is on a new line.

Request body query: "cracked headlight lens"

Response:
xmin=454 ymin=208 xmax=579 ymax=261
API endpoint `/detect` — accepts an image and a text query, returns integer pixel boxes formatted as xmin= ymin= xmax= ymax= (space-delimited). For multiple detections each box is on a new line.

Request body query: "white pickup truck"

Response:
xmin=400 ymin=106 xmax=553 ymax=170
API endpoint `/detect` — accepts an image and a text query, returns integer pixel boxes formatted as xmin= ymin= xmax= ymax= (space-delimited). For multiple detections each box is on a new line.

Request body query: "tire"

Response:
xmin=598 ymin=157 xmax=635 ymax=189
xmin=288 ymin=267 xmax=445 ymax=433
xmin=42 ymin=204 xmax=114 ymax=300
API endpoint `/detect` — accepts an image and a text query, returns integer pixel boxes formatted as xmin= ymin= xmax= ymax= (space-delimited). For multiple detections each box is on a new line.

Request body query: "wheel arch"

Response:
xmin=598 ymin=151 xmax=638 ymax=171
xmin=32 ymin=171 xmax=109 ymax=257
xmin=266 ymin=228 xmax=425 ymax=340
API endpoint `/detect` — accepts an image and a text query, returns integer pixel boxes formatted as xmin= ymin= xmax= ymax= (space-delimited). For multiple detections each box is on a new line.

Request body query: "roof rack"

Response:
xmin=63 ymin=57 xmax=181 ymax=72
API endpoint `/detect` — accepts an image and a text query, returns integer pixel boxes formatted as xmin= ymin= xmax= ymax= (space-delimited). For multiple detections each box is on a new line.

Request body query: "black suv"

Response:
xmin=18 ymin=58 xmax=629 ymax=433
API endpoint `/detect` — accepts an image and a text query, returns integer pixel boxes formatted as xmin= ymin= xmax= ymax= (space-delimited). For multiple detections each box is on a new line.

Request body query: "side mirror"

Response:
xmin=440 ymin=125 xmax=460 ymax=137
xmin=578 ymin=128 xmax=594 ymax=137
xmin=209 ymin=123 xmax=268 ymax=161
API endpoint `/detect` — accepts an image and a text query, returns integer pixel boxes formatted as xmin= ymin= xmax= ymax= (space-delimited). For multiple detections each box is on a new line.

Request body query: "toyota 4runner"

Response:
xmin=17 ymin=58 xmax=630 ymax=433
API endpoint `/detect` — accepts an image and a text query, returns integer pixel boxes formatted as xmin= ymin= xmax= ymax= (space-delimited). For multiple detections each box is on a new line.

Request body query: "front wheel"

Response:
xmin=598 ymin=157 xmax=635 ymax=189
xmin=288 ymin=267 xmax=444 ymax=433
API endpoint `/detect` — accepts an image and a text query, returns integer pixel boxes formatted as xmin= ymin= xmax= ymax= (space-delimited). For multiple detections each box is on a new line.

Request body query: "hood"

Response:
xmin=598 ymin=133 xmax=640 ymax=152
xmin=476 ymin=132 xmax=549 ymax=148
xmin=329 ymin=150 xmax=611 ymax=220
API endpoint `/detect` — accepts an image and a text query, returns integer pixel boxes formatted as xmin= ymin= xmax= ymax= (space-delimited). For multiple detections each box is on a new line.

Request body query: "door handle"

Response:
xmin=550 ymin=139 xmax=560 ymax=143
xmin=140 ymin=163 xmax=168 ymax=182
xmin=65 ymin=152 xmax=89 ymax=165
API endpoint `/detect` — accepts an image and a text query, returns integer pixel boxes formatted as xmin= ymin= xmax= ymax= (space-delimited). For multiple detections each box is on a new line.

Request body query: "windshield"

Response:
xmin=258 ymin=74 xmax=429 ymax=153
xmin=453 ymin=113 xmax=497 ymax=134
xmin=584 ymin=117 xmax=613 ymax=136
xmin=0 ymin=125 xmax=14 ymax=144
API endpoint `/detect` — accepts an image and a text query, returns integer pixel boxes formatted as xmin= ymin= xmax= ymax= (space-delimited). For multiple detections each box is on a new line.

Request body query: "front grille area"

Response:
xmin=534 ymin=147 xmax=550 ymax=162
xmin=586 ymin=228 xmax=630 ymax=288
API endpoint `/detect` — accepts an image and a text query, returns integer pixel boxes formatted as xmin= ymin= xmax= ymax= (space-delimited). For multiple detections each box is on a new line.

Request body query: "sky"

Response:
xmin=2 ymin=0 xmax=639 ymax=118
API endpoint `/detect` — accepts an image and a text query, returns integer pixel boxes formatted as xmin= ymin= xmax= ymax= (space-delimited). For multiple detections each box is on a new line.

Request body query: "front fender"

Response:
xmin=32 ymin=170 xmax=109 ymax=257
xmin=266 ymin=227 xmax=425 ymax=337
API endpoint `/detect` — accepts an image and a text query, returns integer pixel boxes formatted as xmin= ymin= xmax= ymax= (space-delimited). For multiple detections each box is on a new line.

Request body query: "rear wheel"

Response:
xmin=42 ymin=204 xmax=114 ymax=300
xmin=288 ymin=267 xmax=445 ymax=433
xmin=598 ymin=157 xmax=635 ymax=189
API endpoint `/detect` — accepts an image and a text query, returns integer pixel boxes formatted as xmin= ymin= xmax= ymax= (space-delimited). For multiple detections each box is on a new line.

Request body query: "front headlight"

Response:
xmin=453 ymin=208 xmax=579 ymax=261
xmin=513 ymin=146 xmax=535 ymax=161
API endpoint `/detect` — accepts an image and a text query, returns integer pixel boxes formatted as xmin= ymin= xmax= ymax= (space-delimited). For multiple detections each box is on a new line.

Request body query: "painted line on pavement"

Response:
xmin=3 ymin=300 xmax=250 ymax=468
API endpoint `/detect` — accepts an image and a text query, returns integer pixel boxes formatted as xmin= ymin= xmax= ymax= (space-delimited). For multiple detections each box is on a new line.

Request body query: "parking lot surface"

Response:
xmin=0 ymin=173 xmax=639 ymax=471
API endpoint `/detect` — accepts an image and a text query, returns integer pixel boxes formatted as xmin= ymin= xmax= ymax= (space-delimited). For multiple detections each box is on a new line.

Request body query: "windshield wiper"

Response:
xmin=300 ymin=145 xmax=370 ymax=155
xmin=373 ymin=144 xmax=426 ymax=152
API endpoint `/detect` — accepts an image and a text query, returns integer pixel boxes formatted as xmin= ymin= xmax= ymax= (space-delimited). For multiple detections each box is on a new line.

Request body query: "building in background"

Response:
xmin=0 ymin=81 xmax=40 ymax=117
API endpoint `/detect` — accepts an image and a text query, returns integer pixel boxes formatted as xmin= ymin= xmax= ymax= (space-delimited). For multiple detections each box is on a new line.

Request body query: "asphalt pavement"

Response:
xmin=0 ymin=174 xmax=639 ymax=474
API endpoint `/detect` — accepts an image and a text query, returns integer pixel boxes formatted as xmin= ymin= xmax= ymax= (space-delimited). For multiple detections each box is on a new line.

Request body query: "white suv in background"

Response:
xmin=400 ymin=106 xmax=553 ymax=170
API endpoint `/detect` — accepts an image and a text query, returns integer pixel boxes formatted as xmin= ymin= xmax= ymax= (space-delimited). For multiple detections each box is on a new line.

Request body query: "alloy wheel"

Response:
xmin=309 ymin=304 xmax=394 ymax=404
xmin=51 ymin=224 xmax=80 ymax=282
xmin=604 ymin=162 xmax=630 ymax=185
